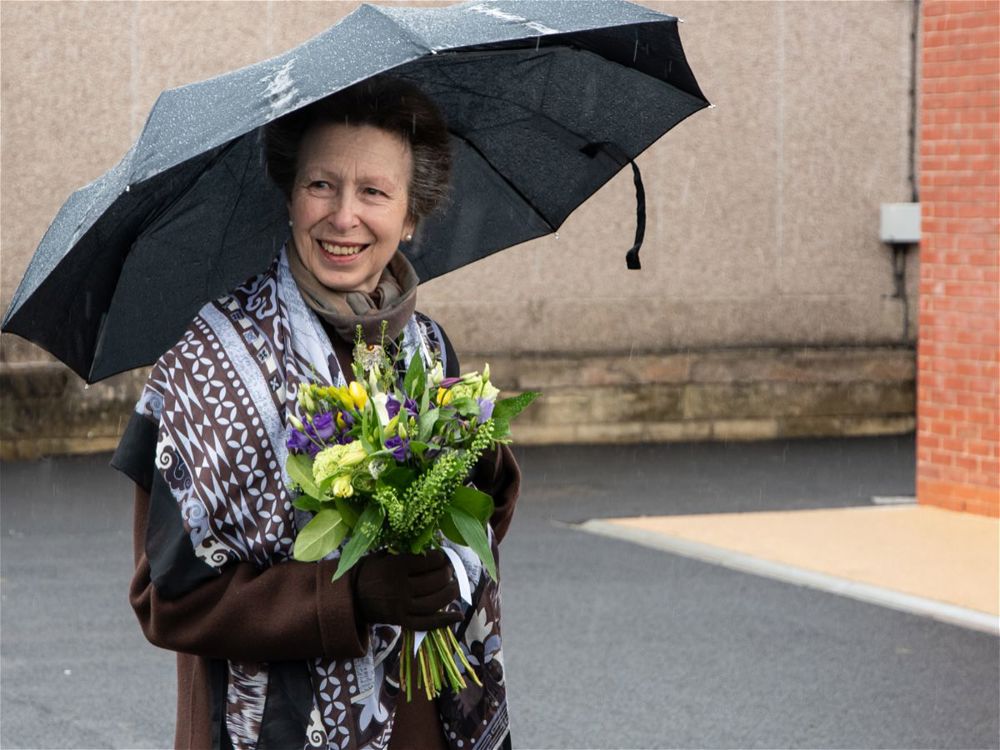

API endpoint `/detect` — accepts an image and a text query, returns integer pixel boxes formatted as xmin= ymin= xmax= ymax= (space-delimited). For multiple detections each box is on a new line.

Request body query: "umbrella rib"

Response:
xmin=450 ymin=130 xmax=557 ymax=232
xmin=214 ymin=142 xmax=256 ymax=282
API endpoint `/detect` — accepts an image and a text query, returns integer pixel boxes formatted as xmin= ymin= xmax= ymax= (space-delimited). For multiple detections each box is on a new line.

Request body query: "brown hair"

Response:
xmin=265 ymin=76 xmax=451 ymax=223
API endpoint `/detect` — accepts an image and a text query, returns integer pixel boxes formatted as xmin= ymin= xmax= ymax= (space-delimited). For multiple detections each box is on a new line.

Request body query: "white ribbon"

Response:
xmin=412 ymin=546 xmax=472 ymax=655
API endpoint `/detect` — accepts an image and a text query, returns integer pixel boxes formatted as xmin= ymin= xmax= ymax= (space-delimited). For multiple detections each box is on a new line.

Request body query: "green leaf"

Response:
xmin=451 ymin=397 xmax=480 ymax=418
xmin=334 ymin=498 xmax=360 ymax=528
xmin=403 ymin=354 xmax=426 ymax=399
xmin=380 ymin=465 xmax=417 ymax=490
xmin=492 ymin=391 xmax=541 ymax=423
xmin=446 ymin=506 xmax=497 ymax=580
xmin=286 ymin=454 xmax=321 ymax=498
xmin=293 ymin=509 xmax=347 ymax=562
xmin=418 ymin=408 xmax=440 ymax=442
xmin=331 ymin=503 xmax=385 ymax=581
xmin=408 ymin=524 xmax=436 ymax=554
xmin=409 ymin=440 xmax=429 ymax=459
xmin=450 ymin=485 xmax=494 ymax=525
xmin=439 ymin=511 xmax=466 ymax=546
xmin=292 ymin=495 xmax=323 ymax=513
xmin=492 ymin=418 xmax=511 ymax=441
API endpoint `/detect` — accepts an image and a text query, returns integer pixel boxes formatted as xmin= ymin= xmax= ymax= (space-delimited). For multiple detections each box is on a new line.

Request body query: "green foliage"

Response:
xmin=293 ymin=509 xmax=348 ymax=562
xmin=292 ymin=495 xmax=323 ymax=513
xmin=450 ymin=397 xmax=479 ymax=418
xmin=446 ymin=505 xmax=497 ymax=580
xmin=450 ymin=485 xmax=493 ymax=525
xmin=493 ymin=391 xmax=541 ymax=422
xmin=418 ymin=408 xmax=439 ymax=441
xmin=286 ymin=453 xmax=320 ymax=498
xmin=332 ymin=502 xmax=385 ymax=581
xmin=403 ymin=354 xmax=426 ymax=399
xmin=334 ymin=497 xmax=360 ymax=527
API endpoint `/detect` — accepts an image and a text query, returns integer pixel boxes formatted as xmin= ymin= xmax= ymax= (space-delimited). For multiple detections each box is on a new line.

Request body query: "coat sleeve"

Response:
xmin=114 ymin=412 xmax=368 ymax=664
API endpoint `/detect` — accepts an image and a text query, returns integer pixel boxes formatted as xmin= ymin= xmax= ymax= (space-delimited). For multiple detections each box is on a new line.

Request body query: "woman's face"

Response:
xmin=289 ymin=123 xmax=414 ymax=294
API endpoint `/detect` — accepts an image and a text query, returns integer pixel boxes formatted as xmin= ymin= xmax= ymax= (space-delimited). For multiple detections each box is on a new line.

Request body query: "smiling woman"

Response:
xmin=112 ymin=76 xmax=519 ymax=750
xmin=289 ymin=124 xmax=415 ymax=294
xmin=265 ymin=77 xmax=453 ymax=349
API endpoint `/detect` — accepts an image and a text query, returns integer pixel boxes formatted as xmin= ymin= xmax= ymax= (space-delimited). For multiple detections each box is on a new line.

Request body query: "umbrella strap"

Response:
xmin=582 ymin=142 xmax=646 ymax=270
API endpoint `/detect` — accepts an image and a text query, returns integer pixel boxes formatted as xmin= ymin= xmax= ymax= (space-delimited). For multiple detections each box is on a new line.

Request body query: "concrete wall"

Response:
xmin=0 ymin=1 xmax=919 ymax=456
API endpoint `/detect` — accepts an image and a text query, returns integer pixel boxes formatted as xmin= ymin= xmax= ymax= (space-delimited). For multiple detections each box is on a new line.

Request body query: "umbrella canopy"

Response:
xmin=2 ymin=0 xmax=708 ymax=383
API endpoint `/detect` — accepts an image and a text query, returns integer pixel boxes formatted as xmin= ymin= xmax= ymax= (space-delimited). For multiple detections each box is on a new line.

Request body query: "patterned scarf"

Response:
xmin=138 ymin=246 xmax=509 ymax=750
xmin=286 ymin=245 xmax=419 ymax=344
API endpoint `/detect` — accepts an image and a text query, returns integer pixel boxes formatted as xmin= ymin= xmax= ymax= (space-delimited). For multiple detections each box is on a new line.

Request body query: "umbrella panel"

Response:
xmin=4 ymin=5 xmax=709 ymax=382
xmin=93 ymin=135 xmax=287 ymax=382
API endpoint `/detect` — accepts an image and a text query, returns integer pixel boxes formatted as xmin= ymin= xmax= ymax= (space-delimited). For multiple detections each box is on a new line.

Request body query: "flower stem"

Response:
xmin=401 ymin=630 xmax=412 ymax=703
xmin=418 ymin=640 xmax=434 ymax=701
xmin=447 ymin=627 xmax=482 ymax=688
xmin=432 ymin=628 xmax=466 ymax=691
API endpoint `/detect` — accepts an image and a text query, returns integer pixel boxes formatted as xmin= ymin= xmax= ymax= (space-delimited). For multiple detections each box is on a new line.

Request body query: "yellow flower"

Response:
xmin=297 ymin=386 xmax=316 ymax=413
xmin=332 ymin=475 xmax=354 ymax=498
xmin=348 ymin=381 xmax=368 ymax=410
xmin=436 ymin=387 xmax=454 ymax=406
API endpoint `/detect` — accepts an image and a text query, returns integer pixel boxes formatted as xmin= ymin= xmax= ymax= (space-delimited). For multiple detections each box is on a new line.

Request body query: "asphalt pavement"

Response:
xmin=2 ymin=435 xmax=998 ymax=749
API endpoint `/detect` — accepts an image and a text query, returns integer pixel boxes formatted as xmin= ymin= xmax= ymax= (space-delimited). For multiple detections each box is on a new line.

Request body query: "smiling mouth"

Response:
xmin=319 ymin=240 xmax=369 ymax=257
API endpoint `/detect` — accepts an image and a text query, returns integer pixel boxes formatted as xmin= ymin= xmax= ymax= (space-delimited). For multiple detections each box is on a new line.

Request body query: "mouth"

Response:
xmin=318 ymin=240 xmax=370 ymax=257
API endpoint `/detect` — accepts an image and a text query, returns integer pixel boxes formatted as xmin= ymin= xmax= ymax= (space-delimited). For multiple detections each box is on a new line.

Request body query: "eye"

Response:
xmin=310 ymin=180 xmax=332 ymax=190
xmin=363 ymin=186 xmax=387 ymax=197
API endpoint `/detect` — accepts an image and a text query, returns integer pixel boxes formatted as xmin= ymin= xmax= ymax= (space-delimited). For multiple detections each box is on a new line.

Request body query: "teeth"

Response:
xmin=320 ymin=241 xmax=365 ymax=256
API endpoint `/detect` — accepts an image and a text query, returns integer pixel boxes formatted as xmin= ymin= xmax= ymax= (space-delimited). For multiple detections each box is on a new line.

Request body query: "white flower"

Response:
xmin=427 ymin=361 xmax=444 ymax=386
xmin=372 ymin=392 xmax=390 ymax=427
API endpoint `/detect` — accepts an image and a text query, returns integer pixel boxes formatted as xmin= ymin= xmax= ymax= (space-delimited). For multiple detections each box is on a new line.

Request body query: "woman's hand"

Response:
xmin=353 ymin=549 xmax=463 ymax=630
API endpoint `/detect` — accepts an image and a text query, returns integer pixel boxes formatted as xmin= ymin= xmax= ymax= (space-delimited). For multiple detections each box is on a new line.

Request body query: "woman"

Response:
xmin=112 ymin=77 xmax=519 ymax=750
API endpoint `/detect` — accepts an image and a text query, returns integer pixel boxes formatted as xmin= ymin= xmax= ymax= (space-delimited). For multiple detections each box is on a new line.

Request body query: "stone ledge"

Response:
xmin=0 ymin=346 xmax=915 ymax=459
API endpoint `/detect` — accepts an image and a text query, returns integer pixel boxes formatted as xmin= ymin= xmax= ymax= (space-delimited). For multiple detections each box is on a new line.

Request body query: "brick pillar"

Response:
xmin=917 ymin=1 xmax=999 ymax=516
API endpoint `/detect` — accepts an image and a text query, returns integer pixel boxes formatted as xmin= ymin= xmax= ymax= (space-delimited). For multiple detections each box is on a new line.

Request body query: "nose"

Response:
xmin=327 ymin=193 xmax=359 ymax=233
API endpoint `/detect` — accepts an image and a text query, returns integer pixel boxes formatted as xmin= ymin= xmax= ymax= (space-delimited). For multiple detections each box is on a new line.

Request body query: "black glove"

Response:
xmin=353 ymin=549 xmax=463 ymax=630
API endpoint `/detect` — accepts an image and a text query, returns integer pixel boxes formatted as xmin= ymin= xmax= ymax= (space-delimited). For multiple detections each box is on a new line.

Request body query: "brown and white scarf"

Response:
xmin=135 ymin=246 xmax=509 ymax=750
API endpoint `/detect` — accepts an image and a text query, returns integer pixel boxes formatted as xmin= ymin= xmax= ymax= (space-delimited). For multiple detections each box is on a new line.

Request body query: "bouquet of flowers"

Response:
xmin=285 ymin=326 xmax=538 ymax=701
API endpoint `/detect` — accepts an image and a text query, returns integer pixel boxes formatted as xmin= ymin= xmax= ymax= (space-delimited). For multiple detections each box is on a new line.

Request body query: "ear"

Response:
xmin=403 ymin=216 xmax=417 ymax=240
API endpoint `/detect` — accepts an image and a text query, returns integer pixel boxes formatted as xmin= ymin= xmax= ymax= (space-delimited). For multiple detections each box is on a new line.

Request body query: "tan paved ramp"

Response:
xmin=605 ymin=505 xmax=999 ymax=616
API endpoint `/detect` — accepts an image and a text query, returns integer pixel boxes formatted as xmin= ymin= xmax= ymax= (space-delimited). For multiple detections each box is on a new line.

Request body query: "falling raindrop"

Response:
xmin=535 ymin=37 xmax=540 ymax=51
xmin=633 ymin=38 xmax=638 ymax=63
xmin=554 ymin=233 xmax=560 ymax=240
xmin=124 ymin=185 xmax=131 ymax=193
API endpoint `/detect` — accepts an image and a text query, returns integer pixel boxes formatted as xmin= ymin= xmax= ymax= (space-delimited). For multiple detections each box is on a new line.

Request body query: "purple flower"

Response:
xmin=386 ymin=396 xmax=402 ymax=420
xmin=313 ymin=412 xmax=335 ymax=440
xmin=339 ymin=410 xmax=354 ymax=428
xmin=385 ymin=435 xmax=411 ymax=462
xmin=286 ymin=429 xmax=311 ymax=454
xmin=403 ymin=397 xmax=419 ymax=419
xmin=439 ymin=377 xmax=462 ymax=388
xmin=477 ymin=398 xmax=495 ymax=423
xmin=387 ymin=396 xmax=418 ymax=421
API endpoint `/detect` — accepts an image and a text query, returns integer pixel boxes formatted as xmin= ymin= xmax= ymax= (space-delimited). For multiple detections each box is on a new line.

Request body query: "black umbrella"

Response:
xmin=2 ymin=0 xmax=708 ymax=383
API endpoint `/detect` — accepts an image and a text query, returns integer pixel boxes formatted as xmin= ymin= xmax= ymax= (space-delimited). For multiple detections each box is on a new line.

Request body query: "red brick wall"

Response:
xmin=917 ymin=1 xmax=999 ymax=516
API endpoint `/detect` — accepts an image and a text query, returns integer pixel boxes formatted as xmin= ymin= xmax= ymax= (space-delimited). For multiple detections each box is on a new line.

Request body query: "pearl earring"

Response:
xmin=405 ymin=233 xmax=413 ymax=242
xmin=288 ymin=220 xmax=293 ymax=228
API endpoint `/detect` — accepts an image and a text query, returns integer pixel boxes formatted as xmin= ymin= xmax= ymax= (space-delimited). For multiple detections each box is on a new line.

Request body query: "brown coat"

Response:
xmin=128 ymin=446 xmax=520 ymax=749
